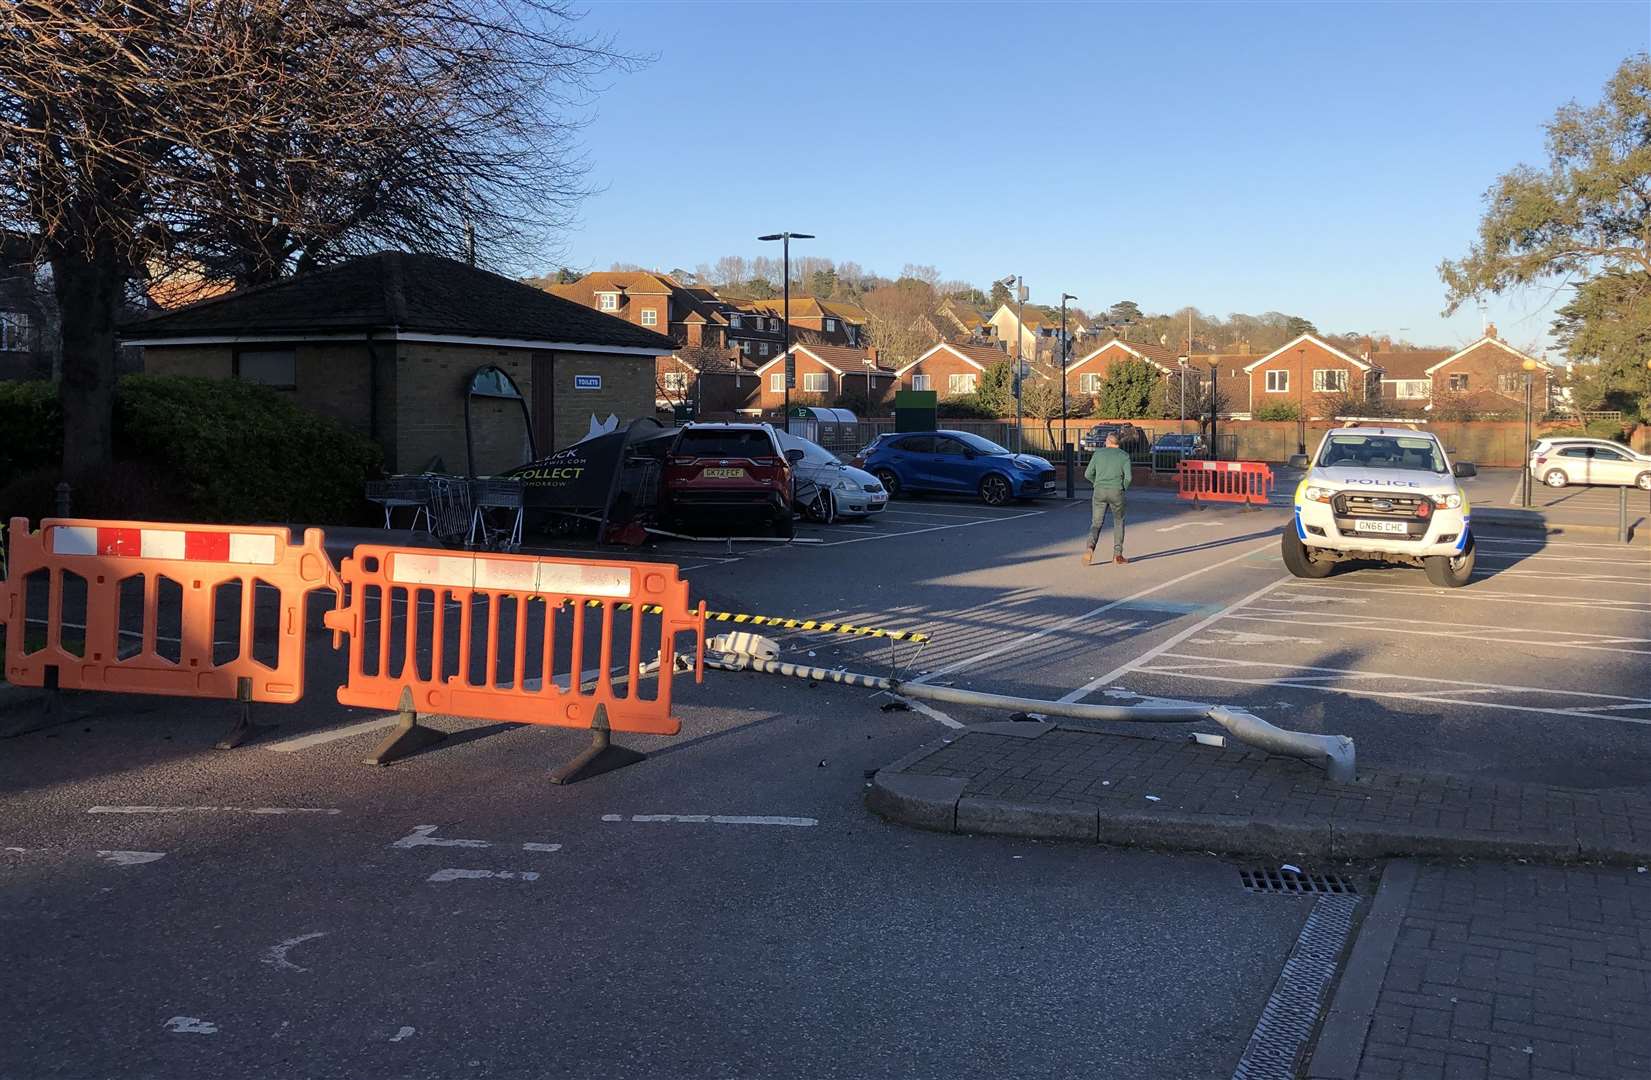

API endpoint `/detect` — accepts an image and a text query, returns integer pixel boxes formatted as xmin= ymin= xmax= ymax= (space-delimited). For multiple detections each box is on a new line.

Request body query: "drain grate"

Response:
xmin=1240 ymin=867 xmax=1358 ymax=896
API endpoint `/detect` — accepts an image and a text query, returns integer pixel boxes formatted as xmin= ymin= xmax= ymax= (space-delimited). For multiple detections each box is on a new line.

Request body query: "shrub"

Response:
xmin=0 ymin=380 xmax=62 ymax=482
xmin=115 ymin=375 xmax=382 ymax=523
xmin=1255 ymin=401 xmax=1301 ymax=421
xmin=938 ymin=394 xmax=998 ymax=419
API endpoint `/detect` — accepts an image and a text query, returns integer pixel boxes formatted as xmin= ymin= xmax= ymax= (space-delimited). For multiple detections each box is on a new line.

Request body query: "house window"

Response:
xmin=1312 ymin=369 xmax=1348 ymax=393
xmin=948 ymin=373 xmax=978 ymax=394
xmin=598 ymin=293 xmax=618 ymax=311
xmin=1395 ymin=380 xmax=1430 ymax=400
xmin=741 ymin=340 xmax=752 ymax=355
xmin=640 ymin=308 xmax=658 ymax=326
xmin=1498 ymin=373 xmax=1522 ymax=393
xmin=803 ymin=372 xmax=829 ymax=393
xmin=0 ymin=311 xmax=31 ymax=351
xmin=911 ymin=374 xmax=932 ymax=391
xmin=729 ymin=315 xmax=741 ymax=329
xmin=770 ymin=318 xmax=780 ymax=331
xmin=770 ymin=373 xmax=784 ymax=393
xmin=1079 ymin=373 xmax=1102 ymax=394
xmin=824 ymin=318 xmax=836 ymax=332
xmin=234 ymin=348 xmax=297 ymax=389
xmin=1448 ymin=373 xmax=1469 ymax=391
xmin=662 ymin=371 xmax=689 ymax=392
xmin=1265 ymin=370 xmax=1289 ymax=393
xmin=759 ymin=342 xmax=770 ymax=356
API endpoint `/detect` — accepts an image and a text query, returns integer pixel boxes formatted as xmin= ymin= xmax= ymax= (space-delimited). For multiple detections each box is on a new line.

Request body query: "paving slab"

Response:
xmin=868 ymin=724 xmax=1651 ymax=864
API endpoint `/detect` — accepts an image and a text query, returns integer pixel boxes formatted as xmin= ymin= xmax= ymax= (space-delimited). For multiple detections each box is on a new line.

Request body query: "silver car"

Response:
xmin=779 ymin=432 xmax=889 ymax=521
xmin=1529 ymin=438 xmax=1651 ymax=490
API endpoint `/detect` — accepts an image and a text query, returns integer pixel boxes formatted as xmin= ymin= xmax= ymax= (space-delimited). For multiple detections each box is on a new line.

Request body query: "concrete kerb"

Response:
xmin=1304 ymin=860 xmax=1418 ymax=1080
xmin=866 ymin=724 xmax=1651 ymax=865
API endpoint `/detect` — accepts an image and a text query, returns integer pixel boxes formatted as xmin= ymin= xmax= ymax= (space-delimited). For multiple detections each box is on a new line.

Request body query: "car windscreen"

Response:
xmin=1158 ymin=435 xmax=1192 ymax=446
xmin=779 ymin=434 xmax=839 ymax=465
xmin=1318 ymin=435 xmax=1445 ymax=473
xmin=955 ymin=432 xmax=1010 ymax=455
xmin=676 ymin=430 xmax=775 ymax=458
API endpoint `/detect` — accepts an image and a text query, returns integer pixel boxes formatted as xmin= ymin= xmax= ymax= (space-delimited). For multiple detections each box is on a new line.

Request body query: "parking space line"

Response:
xmin=815 ymin=509 xmax=1046 ymax=547
xmin=1275 ymin=582 xmax=1651 ymax=611
xmin=264 ymin=716 xmax=402 ymax=752
xmin=1227 ymin=609 xmax=1651 ymax=655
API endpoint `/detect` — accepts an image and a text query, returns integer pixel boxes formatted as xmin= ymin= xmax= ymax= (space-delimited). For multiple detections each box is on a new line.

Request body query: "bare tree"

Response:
xmin=860 ymin=280 xmax=939 ymax=369
xmin=1 ymin=0 xmax=640 ymax=475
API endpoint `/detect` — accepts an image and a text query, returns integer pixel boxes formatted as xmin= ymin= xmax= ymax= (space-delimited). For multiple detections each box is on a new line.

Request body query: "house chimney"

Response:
xmin=867 ymin=346 xmax=880 ymax=367
xmin=1485 ymin=321 xmax=1498 ymax=340
xmin=1363 ymin=335 xmax=1375 ymax=361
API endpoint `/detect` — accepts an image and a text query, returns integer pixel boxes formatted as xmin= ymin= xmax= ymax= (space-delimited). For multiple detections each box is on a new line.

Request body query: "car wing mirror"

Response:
xmin=785 ymin=448 xmax=805 ymax=463
xmin=1452 ymin=461 xmax=1477 ymax=478
xmin=1287 ymin=454 xmax=1310 ymax=470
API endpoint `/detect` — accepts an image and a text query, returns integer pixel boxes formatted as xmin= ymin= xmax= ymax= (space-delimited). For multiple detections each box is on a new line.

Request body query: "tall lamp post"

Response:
xmin=999 ymin=273 xmax=1025 ymax=452
xmin=1521 ymin=358 xmax=1537 ymax=508
xmin=1209 ymin=359 xmax=1220 ymax=459
xmin=1296 ymin=346 xmax=1308 ymax=456
xmin=1060 ymin=292 xmax=1076 ymax=479
xmin=758 ymin=230 xmax=814 ymax=432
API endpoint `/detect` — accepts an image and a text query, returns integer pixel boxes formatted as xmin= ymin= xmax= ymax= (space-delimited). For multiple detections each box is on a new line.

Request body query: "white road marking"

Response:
xmin=390 ymin=1027 xmax=416 ymax=1043
xmin=262 ymin=931 xmax=327 ymax=973
xmin=817 ymin=509 xmax=1045 ymax=547
xmin=1058 ymin=576 xmax=1293 ymax=703
xmin=88 ymin=806 xmax=341 ymax=815
xmin=914 ymin=540 xmax=1278 ymax=686
xmin=891 ymin=693 xmax=964 ymax=729
xmin=163 ymin=1017 xmax=218 ymax=1035
xmin=1280 ymin=582 xmax=1651 ymax=612
xmin=1191 ymin=627 xmax=1321 ymax=647
xmin=264 ymin=716 xmax=402 ymax=752
xmin=427 ymin=868 xmax=539 ymax=882
xmin=1155 ymin=521 xmax=1223 ymax=533
xmin=521 ymin=842 xmax=563 ymax=852
xmin=1230 ymin=608 xmax=1651 ymax=655
xmin=391 ymin=825 xmax=489 ymax=849
xmin=1473 ymin=550 xmax=1651 ymax=566
xmin=600 ymin=814 xmax=818 ymax=827
xmin=95 ymin=850 xmax=166 ymax=866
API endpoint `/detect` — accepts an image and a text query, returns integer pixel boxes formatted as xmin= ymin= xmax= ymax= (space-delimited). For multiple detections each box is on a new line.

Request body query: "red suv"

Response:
xmin=661 ymin=423 xmax=796 ymax=537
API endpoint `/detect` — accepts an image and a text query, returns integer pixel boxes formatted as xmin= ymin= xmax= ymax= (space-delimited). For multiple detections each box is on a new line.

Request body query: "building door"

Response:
xmin=532 ymin=350 xmax=555 ymax=453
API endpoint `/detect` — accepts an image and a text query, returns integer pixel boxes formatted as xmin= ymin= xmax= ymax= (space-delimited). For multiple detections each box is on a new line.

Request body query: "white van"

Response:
xmin=1284 ymin=426 xmax=1478 ymax=588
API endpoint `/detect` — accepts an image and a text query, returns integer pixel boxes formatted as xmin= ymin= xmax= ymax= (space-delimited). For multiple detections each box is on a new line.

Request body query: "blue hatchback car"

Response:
xmin=857 ymin=430 xmax=1056 ymax=506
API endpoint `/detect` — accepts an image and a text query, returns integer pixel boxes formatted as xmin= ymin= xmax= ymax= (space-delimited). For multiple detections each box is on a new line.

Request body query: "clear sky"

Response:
xmin=550 ymin=0 xmax=1648 ymax=355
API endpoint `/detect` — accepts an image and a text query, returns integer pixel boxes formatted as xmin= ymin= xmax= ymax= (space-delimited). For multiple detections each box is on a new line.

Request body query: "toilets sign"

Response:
xmin=573 ymin=374 xmax=602 ymax=390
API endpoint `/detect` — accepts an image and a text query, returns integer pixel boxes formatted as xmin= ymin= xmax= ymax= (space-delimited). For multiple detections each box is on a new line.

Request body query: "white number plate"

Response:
xmin=702 ymin=467 xmax=746 ymax=479
xmin=1353 ymin=519 xmax=1408 ymax=534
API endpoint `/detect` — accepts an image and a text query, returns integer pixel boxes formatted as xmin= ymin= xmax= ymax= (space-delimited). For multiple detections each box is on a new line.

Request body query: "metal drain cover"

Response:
xmin=1240 ymin=867 xmax=1358 ymax=896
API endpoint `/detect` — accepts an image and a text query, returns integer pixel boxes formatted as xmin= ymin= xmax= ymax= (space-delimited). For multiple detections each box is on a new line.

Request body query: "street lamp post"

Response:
xmin=758 ymin=231 xmax=814 ymax=432
xmin=1296 ymin=346 xmax=1307 ymax=456
xmin=1061 ymin=293 xmax=1076 ymax=490
xmin=999 ymin=273 xmax=1025 ymax=453
xmin=1177 ymin=356 xmax=1188 ymax=436
xmin=1209 ymin=360 xmax=1220 ymax=459
xmin=1521 ymin=358 xmax=1537 ymax=508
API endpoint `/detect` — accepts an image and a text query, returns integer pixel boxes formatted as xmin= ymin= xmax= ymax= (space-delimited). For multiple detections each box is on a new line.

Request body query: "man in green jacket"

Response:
xmin=1083 ymin=433 xmax=1131 ymax=565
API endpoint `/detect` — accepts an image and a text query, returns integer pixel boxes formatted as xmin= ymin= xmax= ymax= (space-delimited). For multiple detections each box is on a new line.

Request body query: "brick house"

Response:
xmin=0 ymin=234 xmax=53 ymax=381
xmin=1370 ymin=349 xmax=1453 ymax=413
xmin=1063 ymin=338 xmax=1192 ymax=401
xmin=753 ymin=344 xmax=896 ymax=413
xmin=122 ymin=252 xmax=676 ymax=474
xmin=1242 ymin=333 xmax=1378 ymax=419
xmin=987 ymin=304 xmax=1067 ymax=362
xmin=739 ymin=297 xmax=867 ymax=348
xmin=1419 ymin=329 xmax=1552 ymax=414
xmin=895 ymin=341 xmax=1009 ymax=397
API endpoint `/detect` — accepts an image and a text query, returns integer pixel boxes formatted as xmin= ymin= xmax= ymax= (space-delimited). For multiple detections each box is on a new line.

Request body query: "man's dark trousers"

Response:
xmin=1089 ymin=488 xmax=1125 ymax=556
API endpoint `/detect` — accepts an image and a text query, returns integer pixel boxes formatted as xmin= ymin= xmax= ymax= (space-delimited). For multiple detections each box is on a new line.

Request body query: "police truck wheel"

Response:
xmin=875 ymin=469 xmax=901 ymax=499
xmin=1424 ymin=537 xmax=1475 ymax=588
xmin=1281 ymin=525 xmax=1333 ymax=579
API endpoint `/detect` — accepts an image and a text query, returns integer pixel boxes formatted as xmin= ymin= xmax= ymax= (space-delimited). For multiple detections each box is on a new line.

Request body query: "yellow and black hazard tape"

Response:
xmin=561 ymin=598 xmax=929 ymax=642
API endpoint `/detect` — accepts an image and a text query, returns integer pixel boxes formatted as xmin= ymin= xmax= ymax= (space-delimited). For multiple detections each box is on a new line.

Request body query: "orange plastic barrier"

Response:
xmin=324 ymin=547 xmax=704 ymax=736
xmin=1177 ymin=460 xmax=1275 ymax=508
xmin=1 ymin=517 xmax=335 ymax=702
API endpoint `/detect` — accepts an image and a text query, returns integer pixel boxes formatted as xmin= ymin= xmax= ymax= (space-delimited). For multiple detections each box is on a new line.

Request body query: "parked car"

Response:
xmin=777 ymin=431 xmax=888 ymax=521
xmin=661 ymin=422 xmax=795 ymax=537
xmin=1150 ymin=433 xmax=1208 ymax=461
xmin=859 ymin=430 xmax=1055 ymax=506
xmin=1080 ymin=422 xmax=1148 ymax=453
xmin=1528 ymin=438 xmax=1651 ymax=490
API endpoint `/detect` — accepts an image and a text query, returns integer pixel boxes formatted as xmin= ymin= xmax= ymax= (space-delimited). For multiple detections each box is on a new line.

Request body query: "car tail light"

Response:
xmin=1534 ymin=455 xmax=1547 ymax=465
xmin=849 ymin=456 xmax=865 ymax=468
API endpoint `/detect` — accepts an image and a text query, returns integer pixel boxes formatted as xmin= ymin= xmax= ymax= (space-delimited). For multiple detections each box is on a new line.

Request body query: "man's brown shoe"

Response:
xmin=1114 ymin=554 xmax=1127 ymax=565
xmin=1081 ymin=549 xmax=1093 ymax=565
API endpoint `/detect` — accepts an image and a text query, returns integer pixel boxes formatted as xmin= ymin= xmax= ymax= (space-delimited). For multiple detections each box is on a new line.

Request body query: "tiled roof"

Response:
xmin=123 ymin=251 xmax=678 ymax=351
xmin=933 ymin=341 xmax=1009 ymax=368
xmin=1371 ymin=350 xmax=1452 ymax=380
xmin=1084 ymin=337 xmax=1181 ymax=368
xmin=789 ymin=343 xmax=891 ymax=372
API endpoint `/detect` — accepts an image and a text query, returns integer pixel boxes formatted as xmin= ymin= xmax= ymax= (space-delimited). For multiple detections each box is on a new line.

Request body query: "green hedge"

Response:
xmin=0 ymin=376 xmax=381 ymax=525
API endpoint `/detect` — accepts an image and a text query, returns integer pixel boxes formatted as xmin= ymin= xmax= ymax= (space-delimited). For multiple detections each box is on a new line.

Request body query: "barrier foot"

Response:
xmin=549 ymin=705 xmax=644 ymax=785
xmin=215 ymin=679 xmax=269 ymax=750
xmin=366 ymin=688 xmax=447 ymax=766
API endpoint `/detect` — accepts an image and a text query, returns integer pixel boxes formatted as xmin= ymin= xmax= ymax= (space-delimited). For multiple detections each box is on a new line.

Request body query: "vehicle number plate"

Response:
xmin=1353 ymin=519 xmax=1408 ymax=534
xmin=702 ymin=467 xmax=746 ymax=479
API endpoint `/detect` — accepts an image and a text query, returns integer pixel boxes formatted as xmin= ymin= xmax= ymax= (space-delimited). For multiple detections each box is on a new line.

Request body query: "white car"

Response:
xmin=1285 ymin=426 xmax=1478 ymax=588
xmin=1528 ymin=438 xmax=1651 ymax=491
xmin=778 ymin=431 xmax=889 ymax=521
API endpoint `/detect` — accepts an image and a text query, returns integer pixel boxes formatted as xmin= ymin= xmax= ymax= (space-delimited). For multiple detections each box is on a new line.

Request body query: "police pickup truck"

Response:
xmin=1284 ymin=425 xmax=1478 ymax=588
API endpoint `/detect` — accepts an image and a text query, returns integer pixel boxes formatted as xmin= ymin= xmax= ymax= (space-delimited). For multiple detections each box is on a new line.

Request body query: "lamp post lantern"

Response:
xmin=758 ymin=231 xmax=814 ymax=432
xmin=1520 ymin=357 xmax=1537 ymax=508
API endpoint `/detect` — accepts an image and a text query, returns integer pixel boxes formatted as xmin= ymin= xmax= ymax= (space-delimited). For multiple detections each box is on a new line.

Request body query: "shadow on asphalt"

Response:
xmin=1126 ymin=527 xmax=1280 ymax=564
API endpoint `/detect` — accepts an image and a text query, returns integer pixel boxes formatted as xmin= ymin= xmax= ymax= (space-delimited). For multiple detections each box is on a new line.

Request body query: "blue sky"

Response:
xmin=551 ymin=1 xmax=1647 ymax=355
